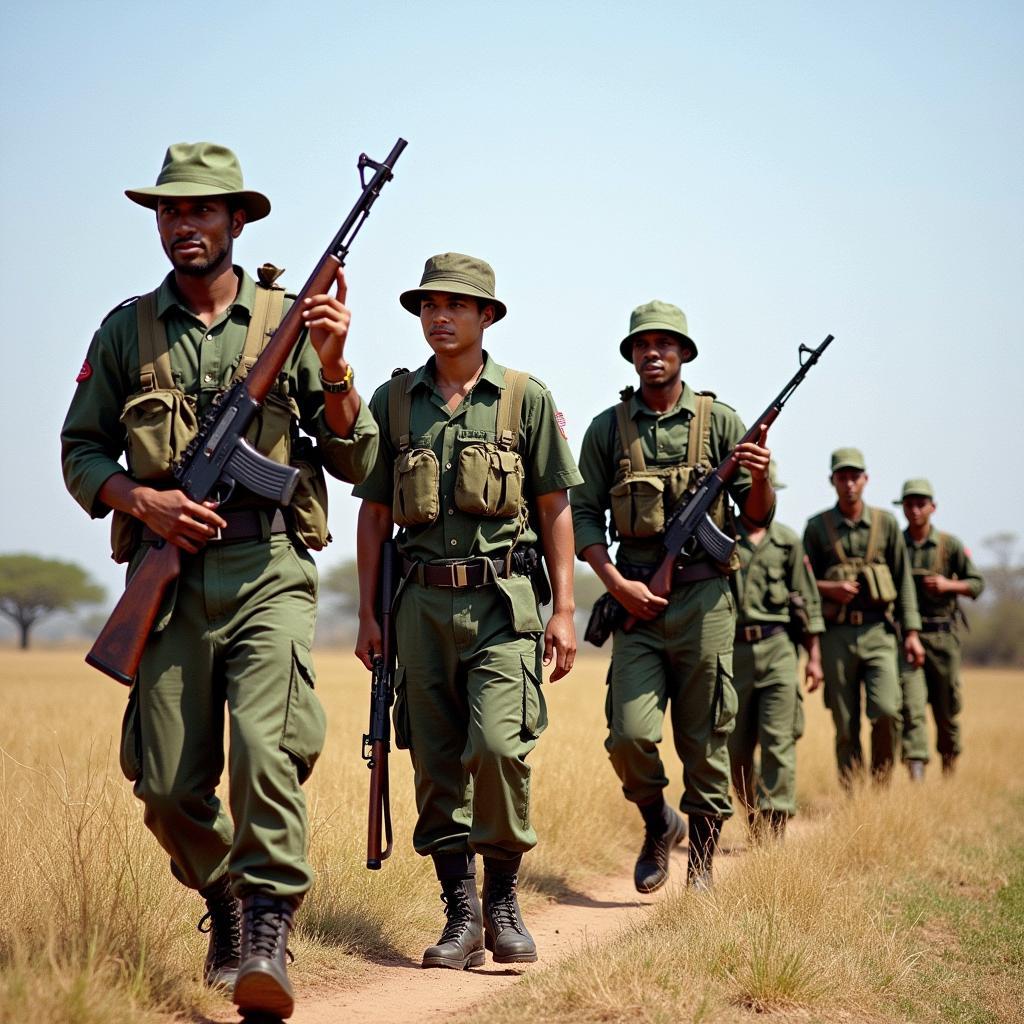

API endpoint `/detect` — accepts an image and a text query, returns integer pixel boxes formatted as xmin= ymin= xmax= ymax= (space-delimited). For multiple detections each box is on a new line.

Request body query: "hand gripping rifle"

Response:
xmin=621 ymin=334 xmax=835 ymax=633
xmin=363 ymin=539 xmax=397 ymax=870
xmin=86 ymin=138 xmax=408 ymax=685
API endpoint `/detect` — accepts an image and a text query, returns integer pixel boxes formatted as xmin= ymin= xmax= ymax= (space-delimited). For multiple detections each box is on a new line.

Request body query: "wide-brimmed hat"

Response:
xmin=620 ymin=300 xmax=697 ymax=362
xmin=830 ymin=447 xmax=866 ymax=473
xmin=125 ymin=142 xmax=271 ymax=222
xmin=399 ymin=253 xmax=507 ymax=321
xmin=893 ymin=478 xmax=935 ymax=504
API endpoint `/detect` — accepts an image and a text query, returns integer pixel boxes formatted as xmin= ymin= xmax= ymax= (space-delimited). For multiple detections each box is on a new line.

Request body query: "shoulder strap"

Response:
xmin=686 ymin=393 xmax=714 ymax=467
xmin=613 ymin=399 xmax=646 ymax=472
xmin=230 ymin=283 xmax=286 ymax=384
xmin=933 ymin=531 xmax=947 ymax=574
xmin=388 ymin=372 xmax=412 ymax=451
xmin=497 ymin=369 xmax=529 ymax=450
xmin=822 ymin=509 xmax=849 ymax=564
xmin=135 ymin=290 xmax=172 ymax=392
xmin=865 ymin=507 xmax=882 ymax=563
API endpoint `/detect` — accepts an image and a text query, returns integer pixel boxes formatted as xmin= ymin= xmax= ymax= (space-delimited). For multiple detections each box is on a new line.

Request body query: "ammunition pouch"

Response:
xmin=288 ymin=437 xmax=331 ymax=550
xmin=454 ymin=440 xmax=525 ymax=518
xmin=510 ymin=545 xmax=551 ymax=605
xmin=120 ymin=387 xmax=199 ymax=481
xmin=392 ymin=447 xmax=441 ymax=527
xmin=584 ymin=592 xmax=627 ymax=648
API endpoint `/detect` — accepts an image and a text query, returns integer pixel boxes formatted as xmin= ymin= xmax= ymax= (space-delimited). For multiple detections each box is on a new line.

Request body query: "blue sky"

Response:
xmin=1 ymin=0 xmax=1021 ymax=604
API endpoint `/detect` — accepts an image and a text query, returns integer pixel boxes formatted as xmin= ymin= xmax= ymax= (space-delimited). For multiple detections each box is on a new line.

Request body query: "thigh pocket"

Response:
xmin=520 ymin=653 xmax=548 ymax=741
xmin=712 ymin=653 xmax=738 ymax=736
xmin=392 ymin=665 xmax=412 ymax=751
xmin=280 ymin=640 xmax=327 ymax=784
xmin=119 ymin=686 xmax=143 ymax=782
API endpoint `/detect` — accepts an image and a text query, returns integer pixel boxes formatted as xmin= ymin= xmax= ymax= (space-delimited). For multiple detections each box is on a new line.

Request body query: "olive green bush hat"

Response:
xmin=830 ymin=447 xmax=866 ymax=473
xmin=125 ymin=142 xmax=271 ymax=222
xmin=400 ymin=253 xmax=507 ymax=322
xmin=893 ymin=478 xmax=935 ymax=504
xmin=619 ymin=300 xmax=697 ymax=362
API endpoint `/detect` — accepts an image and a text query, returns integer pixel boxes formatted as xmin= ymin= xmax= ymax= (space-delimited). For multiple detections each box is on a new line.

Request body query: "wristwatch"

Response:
xmin=319 ymin=364 xmax=354 ymax=393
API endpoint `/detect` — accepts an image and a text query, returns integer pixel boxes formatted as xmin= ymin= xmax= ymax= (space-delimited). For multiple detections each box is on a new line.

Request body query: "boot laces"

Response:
xmin=243 ymin=900 xmax=292 ymax=961
xmin=198 ymin=896 xmax=242 ymax=968
xmin=639 ymin=828 xmax=670 ymax=867
xmin=438 ymin=887 xmax=473 ymax=943
xmin=487 ymin=874 xmax=521 ymax=933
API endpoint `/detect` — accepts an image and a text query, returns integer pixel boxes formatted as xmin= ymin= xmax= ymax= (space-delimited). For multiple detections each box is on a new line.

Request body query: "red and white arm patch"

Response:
xmin=75 ymin=359 xmax=93 ymax=383
xmin=555 ymin=411 xmax=568 ymax=440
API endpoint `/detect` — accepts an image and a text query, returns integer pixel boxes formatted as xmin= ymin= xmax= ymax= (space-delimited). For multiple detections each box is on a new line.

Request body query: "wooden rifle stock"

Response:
xmin=85 ymin=543 xmax=181 ymax=684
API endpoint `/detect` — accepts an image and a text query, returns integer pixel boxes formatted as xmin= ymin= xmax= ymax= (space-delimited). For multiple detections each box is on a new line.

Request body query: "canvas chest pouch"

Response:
xmin=455 ymin=436 xmax=525 ymax=518
xmin=393 ymin=446 xmax=441 ymax=527
xmin=120 ymin=387 xmax=199 ymax=481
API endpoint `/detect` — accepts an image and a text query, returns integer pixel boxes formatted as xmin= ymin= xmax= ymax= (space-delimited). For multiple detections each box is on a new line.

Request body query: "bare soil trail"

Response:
xmin=203 ymin=830 xmax=797 ymax=1024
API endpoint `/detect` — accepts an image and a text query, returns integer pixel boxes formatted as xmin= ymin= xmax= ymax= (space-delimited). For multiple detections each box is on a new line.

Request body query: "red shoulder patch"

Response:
xmin=75 ymin=359 xmax=92 ymax=383
xmin=555 ymin=410 xmax=568 ymax=440
xmin=964 ymin=547 xmax=972 ymax=559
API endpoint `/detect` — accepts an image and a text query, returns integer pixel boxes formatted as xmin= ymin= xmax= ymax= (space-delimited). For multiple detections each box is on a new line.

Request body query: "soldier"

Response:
xmin=353 ymin=253 xmax=581 ymax=969
xmin=61 ymin=143 xmax=378 ymax=1020
xmin=572 ymin=300 xmax=773 ymax=893
xmin=895 ymin=479 xmax=984 ymax=775
xmin=803 ymin=449 xmax=924 ymax=787
xmin=729 ymin=466 xmax=825 ymax=840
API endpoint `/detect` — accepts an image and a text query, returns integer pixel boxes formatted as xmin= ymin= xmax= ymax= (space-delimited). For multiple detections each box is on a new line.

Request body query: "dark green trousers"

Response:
xmin=119 ymin=535 xmax=326 ymax=899
xmin=899 ymin=664 xmax=930 ymax=762
xmin=820 ymin=621 xmax=900 ymax=781
xmin=729 ymin=632 xmax=798 ymax=815
xmin=903 ymin=630 xmax=963 ymax=760
xmin=394 ymin=582 xmax=546 ymax=863
xmin=605 ymin=577 xmax=737 ymax=819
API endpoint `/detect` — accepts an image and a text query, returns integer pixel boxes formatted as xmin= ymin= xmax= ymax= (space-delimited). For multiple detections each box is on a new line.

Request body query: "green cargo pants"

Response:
xmin=899 ymin=663 xmax=930 ymax=763
xmin=728 ymin=632 xmax=798 ymax=815
xmin=820 ymin=621 xmax=901 ymax=781
xmin=914 ymin=630 xmax=963 ymax=760
xmin=606 ymin=576 xmax=737 ymax=820
xmin=118 ymin=534 xmax=326 ymax=900
xmin=393 ymin=581 xmax=546 ymax=864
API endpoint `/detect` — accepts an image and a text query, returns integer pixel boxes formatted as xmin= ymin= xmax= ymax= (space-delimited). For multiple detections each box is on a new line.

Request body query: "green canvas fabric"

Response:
xmin=399 ymin=252 xmax=507 ymax=321
xmin=904 ymin=525 xmax=984 ymax=619
xmin=830 ymin=447 xmax=865 ymax=472
xmin=618 ymin=300 xmax=697 ymax=361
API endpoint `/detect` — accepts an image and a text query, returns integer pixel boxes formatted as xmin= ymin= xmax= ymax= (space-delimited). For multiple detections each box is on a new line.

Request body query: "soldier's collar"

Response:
xmin=834 ymin=503 xmax=872 ymax=527
xmin=155 ymin=266 xmax=255 ymax=319
xmin=629 ymin=380 xmax=696 ymax=418
xmin=411 ymin=350 xmax=506 ymax=394
xmin=906 ymin=524 xmax=938 ymax=547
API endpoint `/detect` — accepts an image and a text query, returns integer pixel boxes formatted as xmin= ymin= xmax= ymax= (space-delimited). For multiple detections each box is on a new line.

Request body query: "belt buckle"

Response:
xmin=209 ymin=523 xmax=224 ymax=543
xmin=743 ymin=625 xmax=762 ymax=643
xmin=849 ymin=610 xmax=864 ymax=626
xmin=453 ymin=563 xmax=469 ymax=588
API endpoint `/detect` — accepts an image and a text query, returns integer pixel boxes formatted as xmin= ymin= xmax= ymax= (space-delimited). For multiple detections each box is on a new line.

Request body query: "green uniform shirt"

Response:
xmin=804 ymin=505 xmax=922 ymax=632
xmin=354 ymin=351 xmax=582 ymax=563
xmin=61 ymin=267 xmax=378 ymax=519
xmin=571 ymin=383 xmax=768 ymax=566
xmin=734 ymin=521 xmax=825 ymax=633
xmin=904 ymin=525 xmax=984 ymax=620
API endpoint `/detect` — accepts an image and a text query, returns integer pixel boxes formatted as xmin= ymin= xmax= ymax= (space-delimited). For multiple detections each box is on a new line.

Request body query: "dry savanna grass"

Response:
xmin=0 ymin=649 xmax=1022 ymax=1024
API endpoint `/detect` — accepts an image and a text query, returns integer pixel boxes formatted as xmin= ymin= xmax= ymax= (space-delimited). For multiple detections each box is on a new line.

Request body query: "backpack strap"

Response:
xmin=864 ymin=507 xmax=881 ymax=563
xmin=230 ymin=282 xmax=286 ymax=384
xmin=497 ymin=368 xmax=529 ymax=450
xmin=388 ymin=371 xmax=412 ymax=451
xmin=686 ymin=393 xmax=715 ymax=467
xmin=822 ymin=509 xmax=849 ymax=564
xmin=933 ymin=531 xmax=947 ymax=574
xmin=613 ymin=399 xmax=646 ymax=473
xmin=135 ymin=290 xmax=173 ymax=392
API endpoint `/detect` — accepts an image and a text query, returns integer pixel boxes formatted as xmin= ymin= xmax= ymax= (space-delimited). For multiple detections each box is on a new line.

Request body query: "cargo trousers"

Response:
xmin=118 ymin=532 xmax=326 ymax=900
xmin=605 ymin=576 xmax=737 ymax=820
xmin=901 ymin=629 xmax=963 ymax=761
xmin=393 ymin=581 xmax=547 ymax=864
xmin=728 ymin=631 xmax=799 ymax=815
xmin=820 ymin=620 xmax=901 ymax=781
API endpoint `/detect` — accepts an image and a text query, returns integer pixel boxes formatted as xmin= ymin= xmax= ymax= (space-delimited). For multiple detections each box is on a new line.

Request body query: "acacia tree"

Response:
xmin=0 ymin=553 xmax=105 ymax=649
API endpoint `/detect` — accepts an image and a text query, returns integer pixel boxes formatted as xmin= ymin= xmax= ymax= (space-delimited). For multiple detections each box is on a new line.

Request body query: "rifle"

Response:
xmin=85 ymin=138 xmax=408 ymax=685
xmin=621 ymin=334 xmax=835 ymax=633
xmin=363 ymin=539 xmax=397 ymax=870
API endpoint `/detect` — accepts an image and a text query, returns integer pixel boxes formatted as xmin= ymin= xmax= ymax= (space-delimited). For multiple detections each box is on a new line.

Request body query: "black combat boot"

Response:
xmin=233 ymin=894 xmax=298 ymax=1020
xmin=482 ymin=858 xmax=537 ymax=964
xmin=422 ymin=878 xmax=485 ymax=970
xmin=687 ymin=814 xmax=723 ymax=893
xmin=197 ymin=875 xmax=242 ymax=990
xmin=907 ymin=759 xmax=926 ymax=782
xmin=634 ymin=799 xmax=688 ymax=894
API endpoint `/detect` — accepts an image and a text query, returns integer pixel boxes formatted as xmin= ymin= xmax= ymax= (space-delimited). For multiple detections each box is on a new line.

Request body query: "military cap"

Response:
xmin=830 ymin=447 xmax=866 ymax=473
xmin=125 ymin=142 xmax=271 ymax=222
xmin=894 ymin=478 xmax=935 ymax=504
xmin=619 ymin=300 xmax=697 ymax=362
xmin=400 ymin=253 xmax=507 ymax=322
xmin=770 ymin=460 xmax=786 ymax=490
